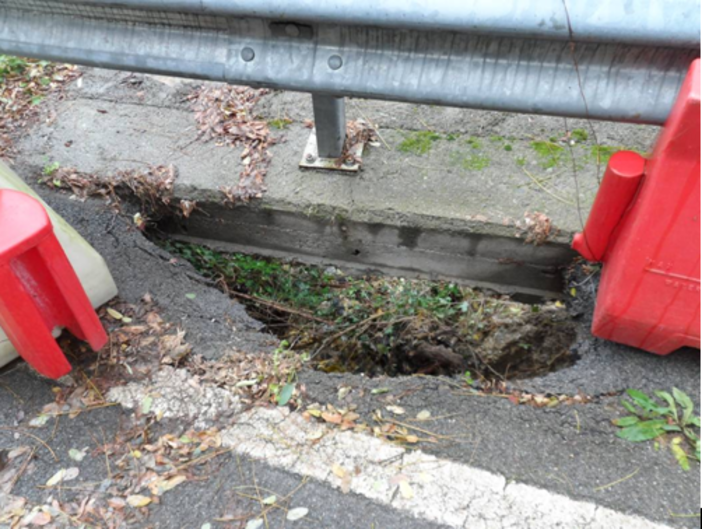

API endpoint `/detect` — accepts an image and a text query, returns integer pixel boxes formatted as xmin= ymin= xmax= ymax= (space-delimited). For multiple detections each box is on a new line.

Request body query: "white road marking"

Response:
xmin=108 ymin=369 xmax=674 ymax=529
xmin=107 ymin=366 xmax=239 ymax=428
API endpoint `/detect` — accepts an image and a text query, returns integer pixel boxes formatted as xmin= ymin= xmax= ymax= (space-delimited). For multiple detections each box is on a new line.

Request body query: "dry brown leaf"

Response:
xmin=399 ymin=480 xmax=414 ymax=500
xmin=322 ymin=412 xmax=343 ymax=424
xmin=28 ymin=511 xmax=52 ymax=526
xmin=108 ymin=497 xmax=127 ymax=509
xmin=150 ymin=475 xmax=187 ymax=495
xmin=126 ymin=495 xmax=152 ymax=508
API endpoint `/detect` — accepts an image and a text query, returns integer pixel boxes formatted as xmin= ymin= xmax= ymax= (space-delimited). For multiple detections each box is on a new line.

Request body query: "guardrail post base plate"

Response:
xmin=300 ymin=95 xmax=362 ymax=172
xmin=299 ymin=129 xmax=363 ymax=172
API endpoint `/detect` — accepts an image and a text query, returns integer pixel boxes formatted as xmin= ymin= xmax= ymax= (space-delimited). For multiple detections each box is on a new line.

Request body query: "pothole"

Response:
xmin=161 ymin=239 xmax=578 ymax=380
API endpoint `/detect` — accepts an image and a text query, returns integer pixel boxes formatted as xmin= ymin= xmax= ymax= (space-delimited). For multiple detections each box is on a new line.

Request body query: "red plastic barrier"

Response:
xmin=573 ymin=59 xmax=701 ymax=355
xmin=0 ymin=189 xmax=107 ymax=378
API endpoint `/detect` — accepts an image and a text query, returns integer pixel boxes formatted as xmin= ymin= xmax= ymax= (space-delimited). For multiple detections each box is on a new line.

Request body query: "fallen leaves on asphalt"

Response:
xmin=187 ymin=347 xmax=303 ymax=407
xmin=45 ymin=467 xmax=79 ymax=487
xmin=68 ymin=448 xmax=87 ymax=462
xmin=302 ymin=402 xmax=441 ymax=447
xmin=0 ymin=425 xmax=227 ymax=527
xmin=126 ymin=494 xmax=151 ymax=508
xmin=286 ymin=507 xmax=309 ymax=521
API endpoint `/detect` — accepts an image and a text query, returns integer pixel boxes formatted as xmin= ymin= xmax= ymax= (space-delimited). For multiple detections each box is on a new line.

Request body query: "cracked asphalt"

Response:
xmin=0 ymin=193 xmax=697 ymax=528
xmin=0 ymin=67 xmax=699 ymax=527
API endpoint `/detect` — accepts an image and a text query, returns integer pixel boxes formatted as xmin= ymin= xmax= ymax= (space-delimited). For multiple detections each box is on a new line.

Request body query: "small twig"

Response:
xmin=235 ymin=453 xmax=246 ymax=482
xmin=251 ymin=464 xmax=269 ymax=529
xmin=100 ymin=427 xmax=112 ymax=480
xmin=0 ymin=381 xmax=24 ymax=404
xmin=229 ymin=290 xmax=334 ymax=326
xmin=406 ymin=162 xmax=435 ymax=171
xmin=574 ymin=410 xmax=581 ymax=434
xmin=43 ymin=402 xmax=119 ymax=417
xmin=382 ymin=417 xmax=464 ymax=440
xmin=561 ymin=0 xmax=602 ymax=184
xmin=406 ymin=412 xmax=462 ymax=423
xmin=412 ymin=374 xmax=465 ymax=390
xmin=310 ymin=311 xmax=389 ymax=359
xmin=521 ymin=167 xmax=575 ymax=206
xmin=10 ymin=446 xmax=36 ymax=492
xmin=468 ymin=437 xmax=481 ymax=466
xmin=36 ymin=483 xmax=103 ymax=492
xmin=668 ymin=511 xmax=701 ymax=519
xmin=451 ymin=390 xmax=513 ymax=399
xmin=561 ymin=0 xmax=601 ymax=258
xmin=547 ymin=472 xmax=575 ymax=495
xmin=384 ymin=433 xmax=439 ymax=444
xmin=175 ymin=447 xmax=233 ymax=471
xmin=562 ymin=118 xmax=590 ymax=239
xmin=594 ymin=468 xmax=640 ymax=492
xmin=416 ymin=115 xmax=432 ymax=131
xmin=350 ymin=100 xmax=392 ymax=151
xmin=571 ymin=268 xmax=600 ymax=288
xmin=215 ymin=477 xmax=309 ymax=523
xmin=49 ymin=415 xmax=61 ymax=448
xmin=0 ymin=427 xmax=58 ymax=461
xmin=80 ymin=369 xmax=106 ymax=403
xmin=468 ymin=346 xmax=507 ymax=382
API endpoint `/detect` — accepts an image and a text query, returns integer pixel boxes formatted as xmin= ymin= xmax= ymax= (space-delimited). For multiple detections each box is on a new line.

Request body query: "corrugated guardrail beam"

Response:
xmin=0 ymin=0 xmax=699 ymax=125
xmin=40 ymin=0 xmax=702 ymax=48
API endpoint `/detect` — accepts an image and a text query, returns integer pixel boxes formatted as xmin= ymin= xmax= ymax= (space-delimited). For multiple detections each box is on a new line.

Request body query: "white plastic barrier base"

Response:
xmin=0 ymin=160 xmax=118 ymax=369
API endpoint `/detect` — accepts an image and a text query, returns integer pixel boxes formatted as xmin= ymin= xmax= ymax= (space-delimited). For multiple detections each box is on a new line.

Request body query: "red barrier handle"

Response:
xmin=572 ymin=151 xmax=645 ymax=262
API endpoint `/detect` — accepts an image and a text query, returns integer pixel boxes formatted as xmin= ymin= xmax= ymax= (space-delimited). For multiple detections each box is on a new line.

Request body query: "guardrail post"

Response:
xmin=300 ymin=94 xmax=362 ymax=172
xmin=312 ymin=94 xmax=346 ymax=158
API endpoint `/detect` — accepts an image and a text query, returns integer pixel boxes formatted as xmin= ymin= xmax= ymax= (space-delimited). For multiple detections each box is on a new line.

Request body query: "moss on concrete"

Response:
xmin=450 ymin=151 xmax=490 ymax=171
xmin=398 ymin=131 xmax=443 ymax=155
xmin=530 ymin=140 xmax=564 ymax=169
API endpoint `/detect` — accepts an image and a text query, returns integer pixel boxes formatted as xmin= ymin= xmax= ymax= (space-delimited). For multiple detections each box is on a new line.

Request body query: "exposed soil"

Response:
xmin=159 ymin=239 xmax=578 ymax=381
xmin=469 ymin=308 xmax=577 ymax=378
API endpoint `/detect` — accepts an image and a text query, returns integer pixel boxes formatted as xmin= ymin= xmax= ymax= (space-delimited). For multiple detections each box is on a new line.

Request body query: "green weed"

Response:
xmin=269 ymin=118 xmax=292 ymax=130
xmin=42 ymin=161 xmax=60 ymax=176
xmin=614 ymin=388 xmax=700 ymax=471
xmin=269 ymin=340 xmax=305 ymax=406
xmin=0 ymin=55 xmax=30 ymax=80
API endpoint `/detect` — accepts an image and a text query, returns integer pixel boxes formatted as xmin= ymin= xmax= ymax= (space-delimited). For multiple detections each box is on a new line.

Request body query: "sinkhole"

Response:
xmin=161 ymin=239 xmax=579 ymax=380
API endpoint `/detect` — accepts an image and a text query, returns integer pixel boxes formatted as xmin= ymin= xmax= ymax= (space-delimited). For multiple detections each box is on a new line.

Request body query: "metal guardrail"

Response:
xmin=27 ymin=0 xmax=702 ymax=48
xmin=0 ymin=0 xmax=699 ymax=160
